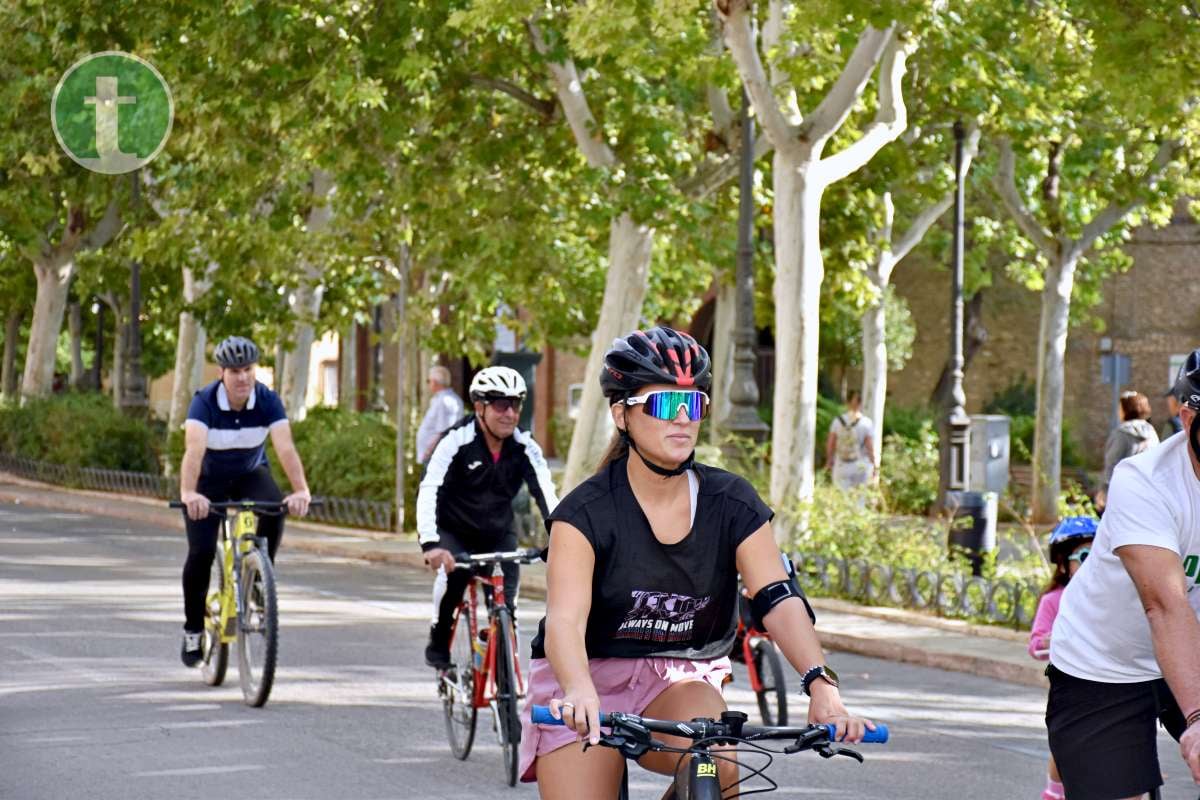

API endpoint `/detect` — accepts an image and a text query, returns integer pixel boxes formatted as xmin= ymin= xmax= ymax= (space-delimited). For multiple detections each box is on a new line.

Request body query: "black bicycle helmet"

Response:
xmin=213 ymin=336 xmax=260 ymax=368
xmin=600 ymin=326 xmax=712 ymax=401
xmin=1174 ymin=349 xmax=1200 ymax=410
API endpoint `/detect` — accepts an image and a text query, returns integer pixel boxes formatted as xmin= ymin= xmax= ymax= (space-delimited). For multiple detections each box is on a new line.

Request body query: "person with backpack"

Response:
xmin=825 ymin=390 xmax=875 ymax=490
xmin=1096 ymin=391 xmax=1159 ymax=513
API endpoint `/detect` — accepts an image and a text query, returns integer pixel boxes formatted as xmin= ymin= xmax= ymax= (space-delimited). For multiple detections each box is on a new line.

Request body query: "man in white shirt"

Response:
xmin=416 ymin=365 xmax=464 ymax=465
xmin=1047 ymin=350 xmax=1200 ymax=799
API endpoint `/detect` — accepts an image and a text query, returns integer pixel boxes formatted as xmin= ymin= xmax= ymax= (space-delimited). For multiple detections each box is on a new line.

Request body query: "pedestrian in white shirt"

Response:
xmin=416 ymin=366 xmax=464 ymax=465
xmin=1046 ymin=348 xmax=1200 ymax=800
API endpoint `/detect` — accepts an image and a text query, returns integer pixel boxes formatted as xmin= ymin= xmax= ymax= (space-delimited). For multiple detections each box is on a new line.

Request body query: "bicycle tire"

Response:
xmin=201 ymin=551 xmax=228 ymax=686
xmin=443 ymin=594 xmax=478 ymax=760
xmin=493 ymin=607 xmax=521 ymax=787
xmin=237 ymin=549 xmax=278 ymax=708
xmin=753 ymin=638 xmax=788 ymax=726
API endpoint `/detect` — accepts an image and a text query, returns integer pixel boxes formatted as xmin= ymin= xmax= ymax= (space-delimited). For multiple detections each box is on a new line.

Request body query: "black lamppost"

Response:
xmin=92 ymin=299 xmax=104 ymax=391
xmin=939 ymin=121 xmax=971 ymax=505
xmin=725 ymin=87 xmax=769 ymax=442
xmin=371 ymin=301 xmax=387 ymax=413
xmin=121 ymin=170 xmax=147 ymax=412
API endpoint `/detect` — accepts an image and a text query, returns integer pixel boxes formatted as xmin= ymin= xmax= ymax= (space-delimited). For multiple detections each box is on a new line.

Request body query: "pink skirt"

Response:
xmin=518 ymin=655 xmax=732 ymax=783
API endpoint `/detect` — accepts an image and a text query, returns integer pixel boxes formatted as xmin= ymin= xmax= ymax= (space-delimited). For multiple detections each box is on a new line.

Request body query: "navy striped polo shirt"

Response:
xmin=185 ymin=380 xmax=289 ymax=477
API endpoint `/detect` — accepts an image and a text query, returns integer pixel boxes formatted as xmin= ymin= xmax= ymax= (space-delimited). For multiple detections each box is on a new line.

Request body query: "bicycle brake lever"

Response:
xmin=585 ymin=734 xmax=653 ymax=760
xmin=813 ymin=744 xmax=864 ymax=763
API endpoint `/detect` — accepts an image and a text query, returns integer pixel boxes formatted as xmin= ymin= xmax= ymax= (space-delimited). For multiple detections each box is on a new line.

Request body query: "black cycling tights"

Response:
xmin=181 ymin=466 xmax=284 ymax=633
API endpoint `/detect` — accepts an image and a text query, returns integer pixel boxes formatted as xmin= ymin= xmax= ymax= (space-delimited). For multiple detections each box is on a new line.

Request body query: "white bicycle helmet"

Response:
xmin=469 ymin=366 xmax=526 ymax=401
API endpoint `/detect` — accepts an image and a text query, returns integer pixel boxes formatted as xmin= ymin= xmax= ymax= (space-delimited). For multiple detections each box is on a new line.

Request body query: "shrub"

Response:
xmin=879 ymin=423 xmax=940 ymax=515
xmin=271 ymin=406 xmax=397 ymax=502
xmin=882 ymin=404 xmax=935 ymax=441
xmin=1009 ymin=413 xmax=1085 ymax=468
xmin=984 ymin=375 xmax=1037 ymax=417
xmin=0 ymin=392 xmax=161 ymax=472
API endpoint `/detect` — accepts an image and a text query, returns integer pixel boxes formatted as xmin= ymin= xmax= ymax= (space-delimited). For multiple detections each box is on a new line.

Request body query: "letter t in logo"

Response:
xmin=83 ymin=77 xmax=136 ymax=162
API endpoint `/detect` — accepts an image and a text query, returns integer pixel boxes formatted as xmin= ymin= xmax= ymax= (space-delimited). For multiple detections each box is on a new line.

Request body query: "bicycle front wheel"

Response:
xmin=237 ymin=549 xmax=278 ymax=708
xmin=442 ymin=596 xmax=478 ymax=760
xmin=493 ymin=608 xmax=521 ymax=787
xmin=201 ymin=552 xmax=228 ymax=686
xmin=752 ymin=638 xmax=787 ymax=726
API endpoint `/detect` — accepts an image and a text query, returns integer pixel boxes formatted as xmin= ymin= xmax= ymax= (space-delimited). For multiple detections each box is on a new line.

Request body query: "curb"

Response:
xmin=0 ymin=472 xmax=1045 ymax=688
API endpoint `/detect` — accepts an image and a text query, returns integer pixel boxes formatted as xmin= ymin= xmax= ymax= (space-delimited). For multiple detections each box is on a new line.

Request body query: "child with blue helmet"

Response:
xmin=1031 ymin=516 xmax=1097 ymax=800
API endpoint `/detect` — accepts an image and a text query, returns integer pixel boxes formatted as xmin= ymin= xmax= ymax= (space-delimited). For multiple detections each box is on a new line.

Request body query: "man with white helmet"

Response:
xmin=417 ymin=365 xmax=559 ymax=668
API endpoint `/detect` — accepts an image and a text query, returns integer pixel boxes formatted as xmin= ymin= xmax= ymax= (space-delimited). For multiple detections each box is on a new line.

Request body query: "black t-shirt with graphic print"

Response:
xmin=529 ymin=455 xmax=774 ymax=661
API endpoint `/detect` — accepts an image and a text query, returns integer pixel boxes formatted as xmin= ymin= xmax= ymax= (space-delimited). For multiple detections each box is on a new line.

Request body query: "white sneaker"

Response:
xmin=181 ymin=631 xmax=203 ymax=667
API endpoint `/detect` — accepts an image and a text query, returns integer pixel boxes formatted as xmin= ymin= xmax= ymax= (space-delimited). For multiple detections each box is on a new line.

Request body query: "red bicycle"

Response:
xmin=437 ymin=547 xmax=542 ymax=787
xmin=729 ymin=585 xmax=789 ymax=726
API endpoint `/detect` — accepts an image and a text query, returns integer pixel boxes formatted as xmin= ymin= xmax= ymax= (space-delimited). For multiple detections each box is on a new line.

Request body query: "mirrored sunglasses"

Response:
xmin=1068 ymin=547 xmax=1090 ymax=564
xmin=624 ymin=390 xmax=710 ymax=422
xmin=485 ymin=397 xmax=522 ymax=413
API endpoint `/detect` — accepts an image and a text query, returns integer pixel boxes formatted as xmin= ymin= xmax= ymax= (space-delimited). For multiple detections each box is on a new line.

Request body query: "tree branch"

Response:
xmin=526 ymin=16 xmax=616 ymax=169
xmin=889 ymin=122 xmax=982 ymax=266
xmin=798 ymin=25 xmax=893 ymax=148
xmin=469 ymin=75 xmax=557 ymax=120
xmin=80 ymin=193 xmax=124 ymax=252
xmin=1075 ymin=137 xmax=1182 ymax=255
xmin=679 ymin=134 xmax=775 ymax=200
xmin=706 ymin=84 xmax=737 ymax=140
xmin=715 ymin=0 xmax=797 ymax=149
xmin=813 ymin=33 xmax=911 ymax=187
xmin=764 ymin=0 xmax=802 ymax=125
xmin=992 ymin=137 xmax=1059 ymax=260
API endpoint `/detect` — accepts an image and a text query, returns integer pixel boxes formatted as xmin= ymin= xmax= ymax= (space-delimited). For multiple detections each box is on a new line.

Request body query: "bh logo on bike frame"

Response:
xmin=51 ymin=51 xmax=173 ymax=175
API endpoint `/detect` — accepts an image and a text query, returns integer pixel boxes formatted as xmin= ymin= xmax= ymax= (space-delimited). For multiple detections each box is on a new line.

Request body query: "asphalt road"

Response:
xmin=0 ymin=503 xmax=1193 ymax=799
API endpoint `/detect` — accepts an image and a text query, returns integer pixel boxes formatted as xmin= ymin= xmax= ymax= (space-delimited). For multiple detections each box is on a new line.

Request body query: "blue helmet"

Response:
xmin=1049 ymin=516 xmax=1097 ymax=559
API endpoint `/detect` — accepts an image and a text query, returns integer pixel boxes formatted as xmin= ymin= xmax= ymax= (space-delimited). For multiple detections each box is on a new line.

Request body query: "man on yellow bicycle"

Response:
xmin=177 ymin=336 xmax=312 ymax=667
xmin=417 ymin=365 xmax=559 ymax=668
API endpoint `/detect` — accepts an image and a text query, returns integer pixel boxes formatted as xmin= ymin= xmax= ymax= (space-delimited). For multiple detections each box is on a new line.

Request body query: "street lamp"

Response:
xmin=120 ymin=169 xmax=148 ymax=413
xmin=724 ymin=86 xmax=769 ymax=443
xmin=370 ymin=301 xmax=387 ymax=413
xmin=939 ymin=121 xmax=971 ymax=504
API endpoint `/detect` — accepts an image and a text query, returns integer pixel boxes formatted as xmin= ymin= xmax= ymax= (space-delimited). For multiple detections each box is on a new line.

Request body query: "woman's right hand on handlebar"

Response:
xmin=180 ymin=490 xmax=210 ymax=521
xmin=547 ymin=689 xmax=603 ymax=745
xmin=423 ymin=548 xmax=456 ymax=573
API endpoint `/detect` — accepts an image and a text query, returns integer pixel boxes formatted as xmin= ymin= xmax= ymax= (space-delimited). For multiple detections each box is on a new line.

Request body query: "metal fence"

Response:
xmin=0 ymin=453 xmax=395 ymax=532
xmin=792 ymin=551 xmax=1040 ymax=629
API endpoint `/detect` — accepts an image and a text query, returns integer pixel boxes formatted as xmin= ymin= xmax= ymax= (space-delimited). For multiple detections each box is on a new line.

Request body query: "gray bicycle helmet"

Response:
xmin=213 ymin=336 xmax=260 ymax=368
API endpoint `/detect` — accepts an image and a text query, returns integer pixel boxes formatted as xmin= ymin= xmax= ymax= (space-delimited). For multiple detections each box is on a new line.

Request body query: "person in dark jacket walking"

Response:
xmin=1097 ymin=391 xmax=1159 ymax=513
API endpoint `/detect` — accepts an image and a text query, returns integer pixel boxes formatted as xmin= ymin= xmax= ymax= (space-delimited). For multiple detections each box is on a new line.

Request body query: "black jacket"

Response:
xmin=416 ymin=415 xmax=558 ymax=551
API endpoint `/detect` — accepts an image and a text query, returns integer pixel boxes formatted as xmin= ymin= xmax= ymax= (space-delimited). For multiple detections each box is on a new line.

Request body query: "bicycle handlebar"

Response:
xmin=451 ymin=548 xmax=543 ymax=567
xmin=168 ymin=498 xmax=326 ymax=513
xmin=530 ymin=706 xmax=888 ymax=744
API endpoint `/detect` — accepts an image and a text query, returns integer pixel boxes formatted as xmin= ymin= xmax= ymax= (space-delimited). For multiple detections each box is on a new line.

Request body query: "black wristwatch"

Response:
xmin=801 ymin=664 xmax=840 ymax=696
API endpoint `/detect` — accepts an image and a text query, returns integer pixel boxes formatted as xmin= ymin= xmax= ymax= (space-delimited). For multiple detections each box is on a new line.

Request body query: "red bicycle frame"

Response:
xmin=734 ymin=613 xmax=770 ymax=693
xmin=458 ymin=561 xmax=525 ymax=710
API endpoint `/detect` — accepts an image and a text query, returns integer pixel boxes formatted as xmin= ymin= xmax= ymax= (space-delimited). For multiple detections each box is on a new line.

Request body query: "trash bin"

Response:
xmin=969 ymin=415 xmax=1010 ymax=496
xmin=946 ymin=490 xmax=998 ymax=577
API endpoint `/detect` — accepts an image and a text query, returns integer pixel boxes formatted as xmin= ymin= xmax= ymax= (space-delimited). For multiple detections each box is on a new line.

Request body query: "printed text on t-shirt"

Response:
xmin=615 ymin=590 xmax=712 ymax=643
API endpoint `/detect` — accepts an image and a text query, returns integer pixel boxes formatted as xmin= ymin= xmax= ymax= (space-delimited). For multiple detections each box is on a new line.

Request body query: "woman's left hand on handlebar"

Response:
xmin=807 ymin=682 xmax=875 ymax=743
xmin=547 ymin=691 xmax=602 ymax=745
xmin=284 ymin=490 xmax=311 ymax=517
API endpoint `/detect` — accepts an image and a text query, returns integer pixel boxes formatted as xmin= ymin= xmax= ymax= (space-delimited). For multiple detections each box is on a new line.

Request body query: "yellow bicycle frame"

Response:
xmin=210 ymin=510 xmax=260 ymax=644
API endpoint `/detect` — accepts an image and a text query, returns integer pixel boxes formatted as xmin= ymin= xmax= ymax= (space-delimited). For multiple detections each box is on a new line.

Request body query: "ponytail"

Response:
xmin=595 ymin=430 xmax=629 ymax=473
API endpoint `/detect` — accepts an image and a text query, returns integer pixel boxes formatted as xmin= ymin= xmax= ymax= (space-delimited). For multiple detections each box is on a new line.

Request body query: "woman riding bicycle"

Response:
xmin=519 ymin=326 xmax=875 ymax=798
